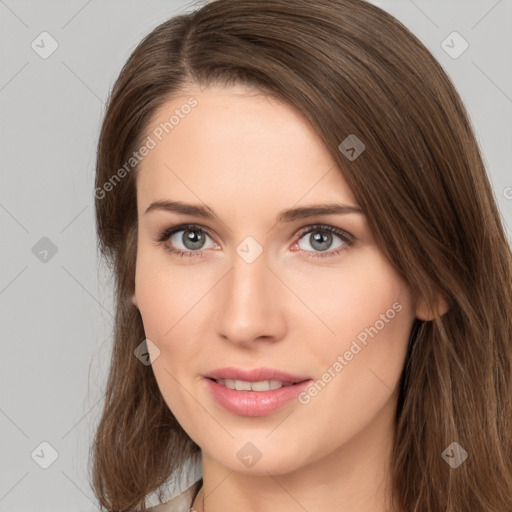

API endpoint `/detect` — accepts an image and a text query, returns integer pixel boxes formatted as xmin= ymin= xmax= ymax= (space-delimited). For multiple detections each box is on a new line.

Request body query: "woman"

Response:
xmin=90 ymin=0 xmax=512 ymax=511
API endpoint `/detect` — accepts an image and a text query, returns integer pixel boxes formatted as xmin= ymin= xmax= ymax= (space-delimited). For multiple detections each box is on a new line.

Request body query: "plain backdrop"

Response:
xmin=1 ymin=0 xmax=511 ymax=510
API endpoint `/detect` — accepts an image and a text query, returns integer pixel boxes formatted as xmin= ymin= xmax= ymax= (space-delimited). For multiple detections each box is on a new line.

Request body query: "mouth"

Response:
xmin=209 ymin=377 xmax=303 ymax=391
xmin=203 ymin=376 xmax=313 ymax=417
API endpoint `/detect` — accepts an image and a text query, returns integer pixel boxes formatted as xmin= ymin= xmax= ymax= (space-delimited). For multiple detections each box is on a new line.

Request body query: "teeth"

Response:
xmin=216 ymin=379 xmax=294 ymax=391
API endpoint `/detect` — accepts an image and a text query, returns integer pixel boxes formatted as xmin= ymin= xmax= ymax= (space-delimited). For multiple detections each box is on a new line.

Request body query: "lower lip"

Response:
xmin=204 ymin=378 xmax=313 ymax=417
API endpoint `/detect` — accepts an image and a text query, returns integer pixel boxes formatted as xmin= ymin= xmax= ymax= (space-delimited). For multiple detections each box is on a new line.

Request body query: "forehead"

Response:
xmin=136 ymin=85 xmax=358 ymax=213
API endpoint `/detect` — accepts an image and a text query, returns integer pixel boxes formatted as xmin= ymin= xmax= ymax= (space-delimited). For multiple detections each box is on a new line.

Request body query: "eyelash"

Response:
xmin=156 ymin=223 xmax=355 ymax=260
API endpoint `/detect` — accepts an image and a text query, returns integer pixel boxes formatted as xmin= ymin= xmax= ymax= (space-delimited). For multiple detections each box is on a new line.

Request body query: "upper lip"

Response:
xmin=204 ymin=367 xmax=311 ymax=383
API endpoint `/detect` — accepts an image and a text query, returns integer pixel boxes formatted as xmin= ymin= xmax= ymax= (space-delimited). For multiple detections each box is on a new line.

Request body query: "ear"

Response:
xmin=415 ymin=293 xmax=449 ymax=321
xmin=130 ymin=293 xmax=138 ymax=308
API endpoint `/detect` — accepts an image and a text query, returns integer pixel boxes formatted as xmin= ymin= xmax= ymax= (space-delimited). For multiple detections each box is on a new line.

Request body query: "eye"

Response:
xmin=157 ymin=224 xmax=218 ymax=258
xmin=157 ymin=223 xmax=355 ymax=259
xmin=293 ymin=224 xmax=354 ymax=259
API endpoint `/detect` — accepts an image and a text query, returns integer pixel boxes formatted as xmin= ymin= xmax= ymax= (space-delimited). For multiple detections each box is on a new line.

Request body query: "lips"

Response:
xmin=203 ymin=366 xmax=310 ymax=383
xmin=202 ymin=367 xmax=313 ymax=416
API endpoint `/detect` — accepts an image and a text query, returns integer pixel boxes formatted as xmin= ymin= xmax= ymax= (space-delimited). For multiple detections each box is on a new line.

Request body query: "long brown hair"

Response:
xmin=91 ymin=0 xmax=512 ymax=510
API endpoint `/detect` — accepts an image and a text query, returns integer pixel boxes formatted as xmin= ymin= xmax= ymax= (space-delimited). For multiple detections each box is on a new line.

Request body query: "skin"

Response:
xmin=131 ymin=84 xmax=432 ymax=512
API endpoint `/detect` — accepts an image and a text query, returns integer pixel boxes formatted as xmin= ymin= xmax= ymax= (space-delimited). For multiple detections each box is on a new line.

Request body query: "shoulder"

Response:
xmin=146 ymin=479 xmax=202 ymax=512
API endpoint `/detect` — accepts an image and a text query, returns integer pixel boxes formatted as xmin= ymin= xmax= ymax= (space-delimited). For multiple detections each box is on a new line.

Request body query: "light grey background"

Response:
xmin=1 ymin=1 xmax=511 ymax=510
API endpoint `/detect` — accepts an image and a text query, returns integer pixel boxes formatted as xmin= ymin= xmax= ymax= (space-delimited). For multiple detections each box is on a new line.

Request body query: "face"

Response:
xmin=132 ymin=84 xmax=417 ymax=476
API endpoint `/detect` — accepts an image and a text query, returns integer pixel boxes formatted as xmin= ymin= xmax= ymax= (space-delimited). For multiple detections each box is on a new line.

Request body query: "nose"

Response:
xmin=214 ymin=249 xmax=286 ymax=348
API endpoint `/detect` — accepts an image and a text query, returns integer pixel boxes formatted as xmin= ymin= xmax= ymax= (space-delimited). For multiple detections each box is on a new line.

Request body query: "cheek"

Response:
xmin=134 ymin=252 xmax=202 ymax=423
xmin=292 ymin=251 xmax=415 ymax=416
xmin=292 ymin=294 xmax=414 ymax=459
xmin=283 ymin=247 xmax=414 ymax=344
xmin=134 ymin=270 xmax=170 ymax=340
xmin=134 ymin=246 xmax=201 ymax=340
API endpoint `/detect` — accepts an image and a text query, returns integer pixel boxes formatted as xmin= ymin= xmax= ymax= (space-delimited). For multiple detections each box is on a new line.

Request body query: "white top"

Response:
xmin=147 ymin=480 xmax=202 ymax=512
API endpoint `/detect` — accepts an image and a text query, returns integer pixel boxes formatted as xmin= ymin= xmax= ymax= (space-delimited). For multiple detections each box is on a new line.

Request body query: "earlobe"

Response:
xmin=415 ymin=294 xmax=449 ymax=321
xmin=130 ymin=293 xmax=138 ymax=308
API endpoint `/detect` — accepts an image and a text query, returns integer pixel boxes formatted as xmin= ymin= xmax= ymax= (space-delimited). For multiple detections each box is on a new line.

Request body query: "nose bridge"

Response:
xmin=215 ymin=244 xmax=284 ymax=344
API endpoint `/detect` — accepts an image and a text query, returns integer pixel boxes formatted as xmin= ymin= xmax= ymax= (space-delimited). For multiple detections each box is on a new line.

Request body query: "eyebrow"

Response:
xmin=145 ymin=200 xmax=363 ymax=224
